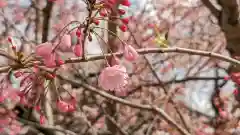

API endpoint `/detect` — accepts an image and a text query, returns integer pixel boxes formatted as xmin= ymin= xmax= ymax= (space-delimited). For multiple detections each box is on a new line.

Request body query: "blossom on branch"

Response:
xmin=98 ymin=65 xmax=129 ymax=92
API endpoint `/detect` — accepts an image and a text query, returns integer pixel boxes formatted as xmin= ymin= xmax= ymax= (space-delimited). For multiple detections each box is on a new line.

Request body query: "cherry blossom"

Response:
xmin=98 ymin=65 xmax=128 ymax=91
xmin=123 ymin=45 xmax=139 ymax=61
xmin=58 ymin=34 xmax=72 ymax=52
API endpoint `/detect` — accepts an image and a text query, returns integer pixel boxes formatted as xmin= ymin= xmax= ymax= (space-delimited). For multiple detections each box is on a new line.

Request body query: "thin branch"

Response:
xmin=65 ymin=47 xmax=240 ymax=68
xmin=146 ymin=117 xmax=158 ymax=135
xmin=105 ymin=115 xmax=129 ymax=135
xmin=56 ymin=74 xmax=191 ymax=135
xmin=17 ymin=117 xmax=77 ymax=135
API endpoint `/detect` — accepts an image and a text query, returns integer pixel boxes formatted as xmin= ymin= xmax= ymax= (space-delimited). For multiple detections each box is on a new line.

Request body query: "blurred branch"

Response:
xmin=42 ymin=1 xmax=53 ymax=42
xmin=57 ymin=74 xmax=191 ymax=135
xmin=105 ymin=115 xmax=129 ymax=135
xmin=201 ymin=0 xmax=220 ymax=20
xmin=0 ymin=11 xmax=30 ymax=42
xmin=17 ymin=117 xmax=77 ymax=135
xmin=146 ymin=117 xmax=158 ymax=135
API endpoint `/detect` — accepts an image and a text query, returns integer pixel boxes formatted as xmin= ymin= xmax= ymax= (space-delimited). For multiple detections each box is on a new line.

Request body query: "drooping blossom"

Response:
xmin=73 ymin=37 xmax=83 ymax=57
xmin=98 ymin=65 xmax=128 ymax=91
xmin=56 ymin=97 xmax=76 ymax=113
xmin=35 ymin=42 xmax=53 ymax=58
xmin=119 ymin=24 xmax=127 ymax=32
xmin=120 ymin=0 xmax=131 ymax=7
xmin=121 ymin=18 xmax=129 ymax=24
xmin=35 ymin=42 xmax=58 ymax=68
xmin=40 ymin=114 xmax=45 ymax=125
xmin=123 ymin=45 xmax=139 ymax=61
xmin=58 ymin=34 xmax=72 ymax=51
xmin=57 ymin=100 xmax=69 ymax=112
xmin=43 ymin=54 xmax=58 ymax=68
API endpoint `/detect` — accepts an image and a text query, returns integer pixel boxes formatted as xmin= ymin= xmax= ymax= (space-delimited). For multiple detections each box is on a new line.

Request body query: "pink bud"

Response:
xmin=123 ymin=45 xmax=139 ymax=61
xmin=234 ymin=89 xmax=238 ymax=95
xmin=119 ymin=25 xmax=127 ymax=32
xmin=12 ymin=45 xmax=16 ymax=50
xmin=148 ymin=23 xmax=155 ymax=28
xmin=219 ymin=109 xmax=228 ymax=119
xmin=35 ymin=105 xmax=41 ymax=112
xmin=58 ymin=34 xmax=71 ymax=51
xmin=121 ymin=0 xmax=131 ymax=6
xmin=8 ymin=37 xmax=12 ymax=43
xmin=121 ymin=18 xmax=129 ymax=24
xmin=57 ymin=59 xmax=64 ymax=65
xmin=46 ymin=73 xmax=55 ymax=80
xmin=76 ymin=29 xmax=81 ymax=37
xmin=118 ymin=9 xmax=126 ymax=15
xmin=56 ymin=100 xmax=69 ymax=112
xmin=93 ymin=19 xmax=100 ymax=25
xmin=40 ymin=115 xmax=45 ymax=125
xmin=73 ymin=44 xmax=83 ymax=57
xmin=100 ymin=9 xmax=107 ymax=17
xmin=223 ymin=76 xmax=230 ymax=81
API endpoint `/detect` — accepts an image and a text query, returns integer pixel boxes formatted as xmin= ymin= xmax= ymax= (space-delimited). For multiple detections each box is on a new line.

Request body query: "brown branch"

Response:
xmin=65 ymin=47 xmax=240 ymax=67
xmin=146 ymin=117 xmax=158 ymax=135
xmin=105 ymin=115 xmax=129 ymax=135
xmin=56 ymin=74 xmax=191 ymax=135
xmin=201 ymin=0 xmax=220 ymax=19
xmin=17 ymin=117 xmax=77 ymax=135
xmin=42 ymin=1 xmax=53 ymax=42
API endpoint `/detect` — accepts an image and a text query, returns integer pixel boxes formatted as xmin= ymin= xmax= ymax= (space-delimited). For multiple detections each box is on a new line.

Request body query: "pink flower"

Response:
xmin=35 ymin=42 xmax=58 ymax=68
xmin=35 ymin=42 xmax=53 ymax=58
xmin=98 ymin=65 xmax=128 ymax=91
xmin=73 ymin=44 xmax=83 ymax=57
xmin=0 ymin=0 xmax=7 ymax=8
xmin=73 ymin=38 xmax=83 ymax=57
xmin=56 ymin=98 xmax=76 ymax=113
xmin=57 ymin=100 xmax=69 ymax=112
xmin=123 ymin=45 xmax=139 ymax=61
xmin=94 ymin=116 xmax=105 ymax=128
xmin=58 ymin=34 xmax=71 ymax=51
xmin=40 ymin=115 xmax=45 ymax=125
xmin=219 ymin=109 xmax=229 ymax=119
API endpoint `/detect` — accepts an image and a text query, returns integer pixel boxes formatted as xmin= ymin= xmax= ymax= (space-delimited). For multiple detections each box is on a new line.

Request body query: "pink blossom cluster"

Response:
xmin=0 ymin=108 xmax=21 ymax=135
xmin=0 ymin=1 xmax=138 ymax=130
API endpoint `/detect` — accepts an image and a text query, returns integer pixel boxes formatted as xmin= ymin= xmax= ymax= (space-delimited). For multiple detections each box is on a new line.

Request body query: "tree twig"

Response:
xmin=17 ymin=117 xmax=77 ymax=135
xmin=57 ymin=74 xmax=191 ymax=135
xmin=65 ymin=47 xmax=240 ymax=68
